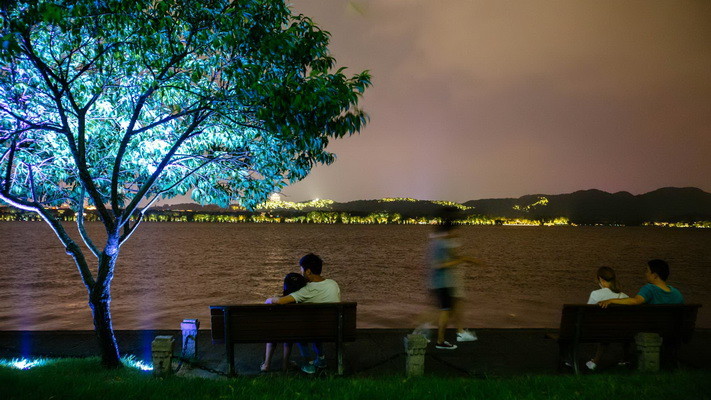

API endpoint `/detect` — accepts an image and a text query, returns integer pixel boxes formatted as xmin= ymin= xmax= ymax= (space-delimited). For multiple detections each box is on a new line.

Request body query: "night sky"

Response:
xmin=279 ymin=0 xmax=711 ymax=203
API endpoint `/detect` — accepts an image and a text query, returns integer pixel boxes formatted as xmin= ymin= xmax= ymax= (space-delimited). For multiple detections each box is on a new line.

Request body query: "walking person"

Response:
xmin=418 ymin=214 xmax=479 ymax=350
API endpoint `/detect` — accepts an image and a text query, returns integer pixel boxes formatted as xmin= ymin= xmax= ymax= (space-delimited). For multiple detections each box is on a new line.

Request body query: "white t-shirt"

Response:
xmin=290 ymin=279 xmax=341 ymax=303
xmin=587 ymin=287 xmax=629 ymax=304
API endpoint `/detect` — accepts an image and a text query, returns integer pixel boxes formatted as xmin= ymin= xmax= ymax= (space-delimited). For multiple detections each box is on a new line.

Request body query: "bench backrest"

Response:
xmin=557 ymin=304 xmax=701 ymax=344
xmin=210 ymin=302 xmax=357 ymax=344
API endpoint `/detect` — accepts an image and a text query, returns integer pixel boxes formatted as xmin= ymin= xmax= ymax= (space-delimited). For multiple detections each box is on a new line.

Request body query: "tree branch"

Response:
xmin=111 ymin=48 xmax=192 ymax=213
xmin=0 ymin=189 xmax=96 ymax=289
xmin=77 ymin=186 xmax=100 ymax=259
xmin=27 ymin=163 xmax=37 ymax=202
xmin=2 ymin=137 xmax=16 ymax=193
xmin=118 ymin=111 xmax=208 ymax=230
xmin=20 ymin=30 xmax=114 ymax=226
xmin=0 ymin=106 xmax=66 ymax=135
xmin=130 ymin=105 xmax=206 ymax=136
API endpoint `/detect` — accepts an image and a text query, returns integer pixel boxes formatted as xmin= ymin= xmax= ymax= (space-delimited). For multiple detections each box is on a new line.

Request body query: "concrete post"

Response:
xmin=635 ymin=332 xmax=663 ymax=372
xmin=404 ymin=334 xmax=428 ymax=377
xmin=152 ymin=335 xmax=175 ymax=377
xmin=181 ymin=319 xmax=200 ymax=360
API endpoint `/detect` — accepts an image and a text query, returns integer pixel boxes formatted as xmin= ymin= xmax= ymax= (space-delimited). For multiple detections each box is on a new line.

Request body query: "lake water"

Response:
xmin=0 ymin=222 xmax=709 ymax=330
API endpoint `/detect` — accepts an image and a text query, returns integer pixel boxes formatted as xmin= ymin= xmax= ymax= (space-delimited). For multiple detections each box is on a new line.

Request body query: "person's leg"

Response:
xmin=299 ymin=343 xmax=318 ymax=374
xmin=312 ymin=342 xmax=324 ymax=358
xmin=437 ymin=309 xmax=450 ymax=344
xmin=297 ymin=342 xmax=310 ymax=358
xmin=312 ymin=342 xmax=327 ymax=367
xmin=592 ymin=343 xmax=607 ymax=364
xmin=450 ymin=298 xmax=477 ymax=342
xmin=413 ymin=291 xmax=441 ymax=341
xmin=620 ymin=341 xmax=632 ymax=367
xmin=261 ymin=342 xmax=276 ymax=372
xmin=282 ymin=343 xmax=293 ymax=371
xmin=451 ymin=298 xmax=464 ymax=333
xmin=433 ymin=288 xmax=452 ymax=345
xmin=587 ymin=343 xmax=608 ymax=370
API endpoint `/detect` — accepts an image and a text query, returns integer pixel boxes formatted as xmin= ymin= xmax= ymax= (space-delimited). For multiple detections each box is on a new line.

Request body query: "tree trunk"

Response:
xmin=89 ymin=284 xmax=121 ymax=368
xmin=89 ymin=237 xmax=122 ymax=368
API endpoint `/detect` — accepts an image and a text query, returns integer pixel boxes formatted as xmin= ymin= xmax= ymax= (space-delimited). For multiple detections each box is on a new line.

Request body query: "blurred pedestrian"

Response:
xmin=415 ymin=212 xmax=480 ymax=350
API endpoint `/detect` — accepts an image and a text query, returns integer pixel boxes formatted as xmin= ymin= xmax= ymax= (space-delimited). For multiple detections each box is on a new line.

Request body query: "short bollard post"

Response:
xmin=152 ymin=335 xmax=175 ymax=377
xmin=181 ymin=319 xmax=200 ymax=360
xmin=636 ymin=332 xmax=663 ymax=372
xmin=404 ymin=334 xmax=428 ymax=377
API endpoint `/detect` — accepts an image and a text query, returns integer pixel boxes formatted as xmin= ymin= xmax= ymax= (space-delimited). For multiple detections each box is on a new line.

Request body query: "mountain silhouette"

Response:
xmin=145 ymin=187 xmax=711 ymax=225
xmin=463 ymin=187 xmax=711 ymax=225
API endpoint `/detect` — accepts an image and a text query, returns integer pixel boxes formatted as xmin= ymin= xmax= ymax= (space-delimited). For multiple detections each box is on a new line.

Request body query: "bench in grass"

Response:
xmin=210 ymin=302 xmax=357 ymax=375
xmin=547 ymin=304 xmax=701 ymax=374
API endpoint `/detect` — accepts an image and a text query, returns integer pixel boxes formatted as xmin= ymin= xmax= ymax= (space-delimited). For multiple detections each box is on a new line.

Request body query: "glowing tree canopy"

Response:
xmin=0 ymin=0 xmax=370 ymax=367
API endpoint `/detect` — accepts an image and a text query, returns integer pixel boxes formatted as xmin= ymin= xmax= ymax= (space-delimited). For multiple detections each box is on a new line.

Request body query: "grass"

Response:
xmin=2 ymin=357 xmax=711 ymax=400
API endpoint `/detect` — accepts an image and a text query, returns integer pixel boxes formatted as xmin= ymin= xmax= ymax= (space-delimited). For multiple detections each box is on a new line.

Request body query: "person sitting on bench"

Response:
xmin=261 ymin=272 xmax=307 ymax=372
xmin=599 ymin=259 xmax=684 ymax=308
xmin=266 ymin=253 xmax=341 ymax=374
xmin=585 ymin=266 xmax=629 ymax=371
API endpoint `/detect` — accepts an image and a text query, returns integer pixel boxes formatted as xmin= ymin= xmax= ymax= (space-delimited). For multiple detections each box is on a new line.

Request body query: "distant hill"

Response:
xmin=3 ymin=187 xmax=710 ymax=225
xmin=149 ymin=187 xmax=711 ymax=225
xmin=463 ymin=187 xmax=711 ymax=225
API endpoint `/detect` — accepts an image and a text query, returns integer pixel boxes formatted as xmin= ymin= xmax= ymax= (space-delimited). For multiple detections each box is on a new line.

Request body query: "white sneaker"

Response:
xmin=435 ymin=341 xmax=458 ymax=350
xmin=586 ymin=360 xmax=597 ymax=371
xmin=456 ymin=330 xmax=478 ymax=342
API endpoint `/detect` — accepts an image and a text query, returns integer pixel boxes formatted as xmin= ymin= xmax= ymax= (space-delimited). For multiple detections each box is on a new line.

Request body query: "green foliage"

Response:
xmin=0 ymin=0 xmax=370 ymax=213
xmin=0 ymin=0 xmax=370 ymax=367
xmin=2 ymin=357 xmax=711 ymax=400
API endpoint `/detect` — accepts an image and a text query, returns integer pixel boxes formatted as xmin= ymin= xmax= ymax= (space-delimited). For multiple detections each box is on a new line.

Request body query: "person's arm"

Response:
xmin=459 ymin=256 xmax=482 ymax=265
xmin=440 ymin=256 xmax=481 ymax=268
xmin=598 ymin=295 xmax=645 ymax=308
xmin=265 ymin=295 xmax=296 ymax=305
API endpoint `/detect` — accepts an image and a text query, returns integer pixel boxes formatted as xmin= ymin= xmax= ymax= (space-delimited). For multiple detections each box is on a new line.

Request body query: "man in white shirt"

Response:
xmin=267 ymin=253 xmax=340 ymax=304
xmin=266 ymin=253 xmax=341 ymax=373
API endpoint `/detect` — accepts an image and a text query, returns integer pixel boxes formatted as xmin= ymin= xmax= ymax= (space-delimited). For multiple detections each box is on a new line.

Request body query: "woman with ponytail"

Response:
xmin=584 ymin=266 xmax=629 ymax=371
xmin=587 ymin=266 xmax=628 ymax=305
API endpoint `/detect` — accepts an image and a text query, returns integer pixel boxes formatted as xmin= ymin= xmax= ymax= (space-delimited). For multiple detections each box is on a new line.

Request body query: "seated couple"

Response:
xmin=583 ymin=259 xmax=684 ymax=371
xmin=261 ymin=253 xmax=340 ymax=374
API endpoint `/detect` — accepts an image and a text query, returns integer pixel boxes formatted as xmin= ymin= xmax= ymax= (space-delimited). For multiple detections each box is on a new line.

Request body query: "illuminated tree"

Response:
xmin=0 ymin=0 xmax=369 ymax=367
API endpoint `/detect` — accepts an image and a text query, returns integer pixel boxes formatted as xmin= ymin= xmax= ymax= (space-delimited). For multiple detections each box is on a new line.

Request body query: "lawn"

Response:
xmin=2 ymin=357 xmax=710 ymax=400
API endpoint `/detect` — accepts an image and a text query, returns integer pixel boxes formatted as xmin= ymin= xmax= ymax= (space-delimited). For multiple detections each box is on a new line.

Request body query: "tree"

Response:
xmin=0 ymin=0 xmax=370 ymax=367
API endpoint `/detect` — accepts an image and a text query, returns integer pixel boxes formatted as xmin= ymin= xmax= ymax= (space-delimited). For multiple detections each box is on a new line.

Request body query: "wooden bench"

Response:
xmin=210 ymin=302 xmax=357 ymax=375
xmin=547 ymin=304 xmax=701 ymax=374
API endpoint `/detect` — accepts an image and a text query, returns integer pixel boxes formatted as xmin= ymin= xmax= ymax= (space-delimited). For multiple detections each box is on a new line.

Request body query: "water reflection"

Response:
xmin=0 ymin=222 xmax=709 ymax=330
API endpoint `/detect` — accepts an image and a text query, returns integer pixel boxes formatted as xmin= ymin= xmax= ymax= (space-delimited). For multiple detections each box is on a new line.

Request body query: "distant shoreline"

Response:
xmin=0 ymin=211 xmax=711 ymax=229
xmin=2 ymin=187 xmax=710 ymax=227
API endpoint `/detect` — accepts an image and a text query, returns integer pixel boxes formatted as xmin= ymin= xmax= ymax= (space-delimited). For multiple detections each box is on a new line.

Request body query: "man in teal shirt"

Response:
xmin=599 ymin=259 xmax=684 ymax=307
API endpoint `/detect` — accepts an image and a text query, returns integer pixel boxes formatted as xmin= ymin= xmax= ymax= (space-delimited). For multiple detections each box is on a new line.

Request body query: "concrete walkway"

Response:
xmin=1 ymin=329 xmax=709 ymax=378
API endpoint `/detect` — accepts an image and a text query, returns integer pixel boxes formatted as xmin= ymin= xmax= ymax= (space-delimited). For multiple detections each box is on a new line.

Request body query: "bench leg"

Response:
xmin=223 ymin=309 xmax=237 ymax=376
xmin=337 ymin=340 xmax=343 ymax=375
xmin=571 ymin=343 xmax=580 ymax=375
xmin=558 ymin=342 xmax=579 ymax=374
xmin=226 ymin=341 xmax=236 ymax=376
